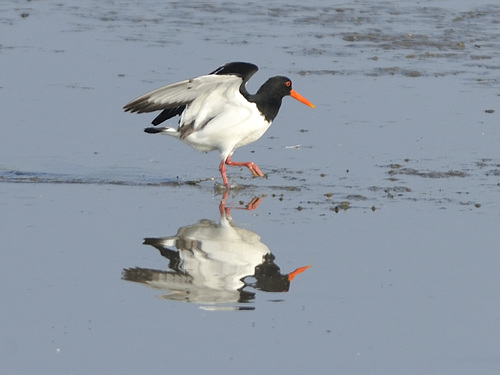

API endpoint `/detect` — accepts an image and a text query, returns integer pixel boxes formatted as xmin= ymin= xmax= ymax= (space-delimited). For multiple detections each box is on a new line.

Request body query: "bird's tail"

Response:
xmin=144 ymin=127 xmax=179 ymax=138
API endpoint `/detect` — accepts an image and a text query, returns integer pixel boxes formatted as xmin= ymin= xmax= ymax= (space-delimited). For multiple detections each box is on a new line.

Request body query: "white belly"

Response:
xmin=181 ymin=101 xmax=272 ymax=158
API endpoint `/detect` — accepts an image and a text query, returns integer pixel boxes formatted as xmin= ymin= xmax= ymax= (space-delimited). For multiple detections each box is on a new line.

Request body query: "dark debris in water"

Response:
xmin=284 ymin=5 xmax=500 ymax=82
xmin=330 ymin=201 xmax=350 ymax=213
xmin=388 ymin=168 xmax=468 ymax=178
xmin=368 ymin=185 xmax=412 ymax=199
xmin=0 ymin=170 xmax=183 ymax=187
xmin=5 ymin=2 xmax=500 ymax=84
xmin=342 ymin=32 xmax=467 ymax=54
xmin=2 ymin=158 xmax=497 ymax=214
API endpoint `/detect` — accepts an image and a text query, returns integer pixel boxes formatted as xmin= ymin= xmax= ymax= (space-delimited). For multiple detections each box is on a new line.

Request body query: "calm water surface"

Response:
xmin=1 ymin=1 xmax=499 ymax=374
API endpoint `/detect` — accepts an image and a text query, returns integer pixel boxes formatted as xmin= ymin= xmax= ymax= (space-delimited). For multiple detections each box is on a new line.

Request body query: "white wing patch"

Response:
xmin=123 ymin=75 xmax=242 ymax=114
xmin=179 ymin=79 xmax=243 ymax=130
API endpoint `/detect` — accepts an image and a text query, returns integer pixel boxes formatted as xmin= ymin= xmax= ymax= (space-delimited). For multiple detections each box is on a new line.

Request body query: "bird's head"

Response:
xmin=260 ymin=76 xmax=315 ymax=108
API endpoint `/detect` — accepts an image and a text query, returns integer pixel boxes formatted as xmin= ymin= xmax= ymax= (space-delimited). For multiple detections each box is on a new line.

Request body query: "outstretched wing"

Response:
xmin=123 ymin=62 xmax=259 ymax=126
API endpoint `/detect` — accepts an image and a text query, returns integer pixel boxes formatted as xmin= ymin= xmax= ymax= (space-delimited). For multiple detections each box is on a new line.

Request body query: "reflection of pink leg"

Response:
xmin=219 ymin=190 xmax=230 ymax=216
xmin=244 ymin=196 xmax=264 ymax=210
xmin=225 ymin=155 xmax=265 ymax=178
xmin=219 ymin=191 xmax=264 ymax=217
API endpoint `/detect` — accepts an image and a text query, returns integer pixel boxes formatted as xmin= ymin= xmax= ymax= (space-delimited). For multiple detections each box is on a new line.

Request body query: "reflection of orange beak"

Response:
xmin=290 ymin=89 xmax=315 ymax=108
xmin=287 ymin=265 xmax=311 ymax=282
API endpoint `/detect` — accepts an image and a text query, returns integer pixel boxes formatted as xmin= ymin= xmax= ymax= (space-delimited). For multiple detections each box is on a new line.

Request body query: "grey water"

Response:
xmin=1 ymin=1 xmax=500 ymax=374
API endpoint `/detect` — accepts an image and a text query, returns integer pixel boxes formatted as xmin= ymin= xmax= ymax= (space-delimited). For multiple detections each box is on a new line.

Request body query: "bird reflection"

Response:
xmin=122 ymin=193 xmax=310 ymax=309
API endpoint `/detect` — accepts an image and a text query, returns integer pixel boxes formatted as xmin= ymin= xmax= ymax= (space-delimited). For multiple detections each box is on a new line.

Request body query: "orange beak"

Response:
xmin=290 ymin=89 xmax=315 ymax=108
xmin=287 ymin=265 xmax=312 ymax=282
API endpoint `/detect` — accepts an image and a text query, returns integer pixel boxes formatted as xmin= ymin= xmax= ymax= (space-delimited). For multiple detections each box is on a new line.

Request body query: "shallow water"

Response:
xmin=1 ymin=1 xmax=500 ymax=374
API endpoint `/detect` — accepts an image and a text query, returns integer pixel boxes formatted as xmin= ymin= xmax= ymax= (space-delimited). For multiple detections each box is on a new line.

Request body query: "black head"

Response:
xmin=257 ymin=76 xmax=294 ymax=98
xmin=251 ymin=76 xmax=314 ymax=122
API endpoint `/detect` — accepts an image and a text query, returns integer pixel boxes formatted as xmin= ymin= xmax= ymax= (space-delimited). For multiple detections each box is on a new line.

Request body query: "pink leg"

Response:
xmin=225 ymin=155 xmax=265 ymax=178
xmin=219 ymin=160 xmax=230 ymax=189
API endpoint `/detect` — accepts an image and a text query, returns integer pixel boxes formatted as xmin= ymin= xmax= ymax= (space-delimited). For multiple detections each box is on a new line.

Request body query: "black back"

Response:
xmin=209 ymin=61 xmax=258 ymax=80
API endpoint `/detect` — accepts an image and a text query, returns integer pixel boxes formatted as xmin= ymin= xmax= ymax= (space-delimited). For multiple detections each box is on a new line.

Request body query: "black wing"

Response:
xmin=152 ymin=105 xmax=186 ymax=125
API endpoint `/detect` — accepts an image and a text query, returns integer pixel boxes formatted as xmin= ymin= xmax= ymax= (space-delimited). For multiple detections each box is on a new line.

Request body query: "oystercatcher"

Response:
xmin=123 ymin=62 xmax=314 ymax=188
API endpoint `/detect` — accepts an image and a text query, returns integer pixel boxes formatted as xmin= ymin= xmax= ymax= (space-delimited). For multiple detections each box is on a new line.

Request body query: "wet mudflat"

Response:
xmin=1 ymin=1 xmax=499 ymax=374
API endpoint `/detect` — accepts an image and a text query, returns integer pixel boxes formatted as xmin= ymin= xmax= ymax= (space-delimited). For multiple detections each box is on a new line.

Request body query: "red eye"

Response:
xmin=285 ymin=81 xmax=291 ymax=87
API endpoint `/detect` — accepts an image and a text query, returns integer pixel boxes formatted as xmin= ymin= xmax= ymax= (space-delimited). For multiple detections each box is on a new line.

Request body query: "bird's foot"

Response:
xmin=224 ymin=157 xmax=265 ymax=178
xmin=247 ymin=162 xmax=265 ymax=178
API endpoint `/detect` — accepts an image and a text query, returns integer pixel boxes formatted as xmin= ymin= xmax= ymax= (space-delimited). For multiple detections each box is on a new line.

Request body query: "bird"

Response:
xmin=123 ymin=62 xmax=314 ymax=189
xmin=122 ymin=197 xmax=311 ymax=305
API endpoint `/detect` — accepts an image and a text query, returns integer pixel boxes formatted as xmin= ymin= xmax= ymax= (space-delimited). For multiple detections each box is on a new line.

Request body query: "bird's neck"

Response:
xmin=241 ymin=87 xmax=282 ymax=122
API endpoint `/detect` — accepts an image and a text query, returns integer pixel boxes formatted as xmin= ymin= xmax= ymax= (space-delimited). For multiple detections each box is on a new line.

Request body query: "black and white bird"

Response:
xmin=123 ymin=62 xmax=314 ymax=188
